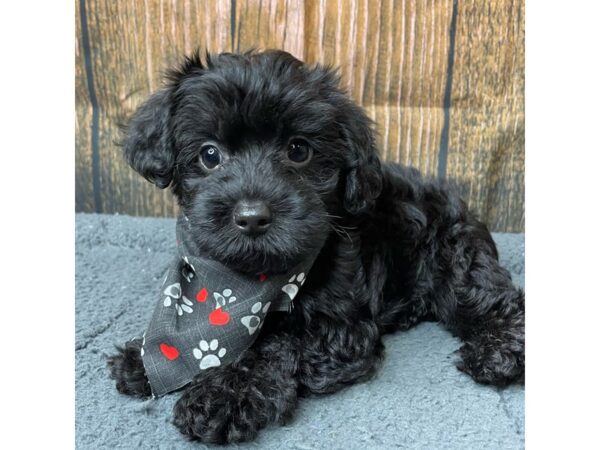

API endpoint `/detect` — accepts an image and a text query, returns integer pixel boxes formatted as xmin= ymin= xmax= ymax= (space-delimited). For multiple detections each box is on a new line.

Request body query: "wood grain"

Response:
xmin=303 ymin=0 xmax=454 ymax=176
xmin=75 ymin=0 xmax=95 ymax=213
xmin=445 ymin=0 xmax=525 ymax=232
xmin=75 ymin=0 xmax=525 ymax=232
xmin=76 ymin=0 xmax=234 ymax=217
xmin=234 ymin=0 xmax=305 ymax=57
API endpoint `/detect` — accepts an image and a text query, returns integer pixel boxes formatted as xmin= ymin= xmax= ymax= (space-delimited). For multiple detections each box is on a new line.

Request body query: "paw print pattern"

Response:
xmin=193 ymin=339 xmax=227 ymax=369
xmin=163 ymin=283 xmax=181 ymax=306
xmin=163 ymin=282 xmax=193 ymax=315
xmin=213 ymin=289 xmax=236 ymax=307
xmin=175 ymin=296 xmax=193 ymax=316
xmin=240 ymin=301 xmax=272 ymax=335
xmin=281 ymin=272 xmax=306 ymax=300
xmin=208 ymin=289 xmax=237 ymax=326
xmin=181 ymin=256 xmax=196 ymax=283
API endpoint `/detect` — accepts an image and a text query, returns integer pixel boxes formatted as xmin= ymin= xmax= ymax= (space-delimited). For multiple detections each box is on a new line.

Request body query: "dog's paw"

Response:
xmin=456 ymin=329 xmax=524 ymax=386
xmin=172 ymin=360 xmax=296 ymax=444
xmin=107 ymin=338 xmax=152 ymax=398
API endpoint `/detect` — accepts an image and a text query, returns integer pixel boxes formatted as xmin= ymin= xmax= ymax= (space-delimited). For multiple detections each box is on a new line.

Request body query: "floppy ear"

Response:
xmin=340 ymin=105 xmax=383 ymax=214
xmin=122 ymin=88 xmax=175 ymax=189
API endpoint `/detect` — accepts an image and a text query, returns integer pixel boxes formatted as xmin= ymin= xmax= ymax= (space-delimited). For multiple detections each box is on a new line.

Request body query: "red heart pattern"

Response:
xmin=209 ymin=308 xmax=230 ymax=326
xmin=196 ymin=287 xmax=208 ymax=302
xmin=159 ymin=343 xmax=180 ymax=360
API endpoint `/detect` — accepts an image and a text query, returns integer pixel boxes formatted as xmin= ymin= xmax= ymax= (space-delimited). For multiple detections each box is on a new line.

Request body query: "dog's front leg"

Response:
xmin=435 ymin=249 xmax=525 ymax=386
xmin=172 ymin=333 xmax=299 ymax=444
xmin=107 ymin=338 xmax=151 ymax=397
xmin=298 ymin=319 xmax=384 ymax=396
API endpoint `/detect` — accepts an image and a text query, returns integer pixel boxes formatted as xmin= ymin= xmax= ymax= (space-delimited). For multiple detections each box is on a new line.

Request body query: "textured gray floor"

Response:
xmin=75 ymin=213 xmax=524 ymax=449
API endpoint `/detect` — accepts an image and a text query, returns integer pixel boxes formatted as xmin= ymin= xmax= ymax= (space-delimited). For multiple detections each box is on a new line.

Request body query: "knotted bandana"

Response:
xmin=140 ymin=215 xmax=317 ymax=398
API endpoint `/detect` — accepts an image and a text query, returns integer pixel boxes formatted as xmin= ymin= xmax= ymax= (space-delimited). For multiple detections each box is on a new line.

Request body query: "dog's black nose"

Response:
xmin=233 ymin=200 xmax=272 ymax=235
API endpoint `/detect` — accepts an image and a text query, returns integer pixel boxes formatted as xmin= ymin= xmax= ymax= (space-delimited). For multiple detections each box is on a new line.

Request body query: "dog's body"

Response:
xmin=108 ymin=50 xmax=524 ymax=444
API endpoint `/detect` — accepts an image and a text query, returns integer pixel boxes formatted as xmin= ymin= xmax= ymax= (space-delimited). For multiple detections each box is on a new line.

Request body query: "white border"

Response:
xmin=0 ymin=1 xmax=75 ymax=448
xmin=2 ymin=1 xmax=600 ymax=448
xmin=527 ymin=1 xmax=600 ymax=448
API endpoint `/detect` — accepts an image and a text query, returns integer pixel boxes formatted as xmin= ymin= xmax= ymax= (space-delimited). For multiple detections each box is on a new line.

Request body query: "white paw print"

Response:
xmin=163 ymin=282 xmax=181 ymax=306
xmin=213 ymin=288 xmax=236 ymax=307
xmin=193 ymin=339 xmax=227 ymax=370
xmin=281 ymin=272 xmax=306 ymax=300
xmin=181 ymin=256 xmax=196 ymax=283
xmin=163 ymin=282 xmax=193 ymax=315
xmin=175 ymin=296 xmax=193 ymax=315
xmin=241 ymin=301 xmax=272 ymax=335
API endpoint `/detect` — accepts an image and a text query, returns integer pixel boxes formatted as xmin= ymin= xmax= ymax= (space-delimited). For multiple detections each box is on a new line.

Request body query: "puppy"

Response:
xmin=108 ymin=49 xmax=524 ymax=444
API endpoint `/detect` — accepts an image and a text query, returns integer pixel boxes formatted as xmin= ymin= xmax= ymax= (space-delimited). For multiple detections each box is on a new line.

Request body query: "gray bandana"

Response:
xmin=140 ymin=215 xmax=317 ymax=398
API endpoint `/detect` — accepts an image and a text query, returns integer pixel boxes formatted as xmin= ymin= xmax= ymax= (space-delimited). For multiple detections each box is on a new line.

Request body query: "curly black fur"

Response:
xmin=107 ymin=49 xmax=524 ymax=444
xmin=107 ymin=338 xmax=151 ymax=397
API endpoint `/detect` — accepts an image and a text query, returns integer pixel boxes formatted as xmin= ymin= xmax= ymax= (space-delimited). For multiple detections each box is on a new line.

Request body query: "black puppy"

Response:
xmin=108 ymin=49 xmax=524 ymax=444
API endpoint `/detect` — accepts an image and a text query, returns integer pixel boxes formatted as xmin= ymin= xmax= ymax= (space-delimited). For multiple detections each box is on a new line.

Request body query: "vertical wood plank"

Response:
xmin=75 ymin=0 xmax=95 ymax=213
xmin=445 ymin=0 xmax=525 ymax=232
xmin=303 ymin=0 xmax=453 ymax=177
xmin=234 ymin=0 xmax=305 ymax=57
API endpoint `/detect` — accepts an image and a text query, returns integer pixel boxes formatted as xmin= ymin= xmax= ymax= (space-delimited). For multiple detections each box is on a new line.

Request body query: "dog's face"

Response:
xmin=123 ymin=50 xmax=382 ymax=273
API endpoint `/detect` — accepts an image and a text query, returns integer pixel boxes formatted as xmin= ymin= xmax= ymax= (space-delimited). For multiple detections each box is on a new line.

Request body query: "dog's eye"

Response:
xmin=199 ymin=145 xmax=222 ymax=170
xmin=286 ymin=139 xmax=313 ymax=167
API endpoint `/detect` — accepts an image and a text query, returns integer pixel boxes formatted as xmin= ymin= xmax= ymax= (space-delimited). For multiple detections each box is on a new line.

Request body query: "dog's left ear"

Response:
xmin=122 ymin=87 xmax=175 ymax=189
xmin=340 ymin=105 xmax=383 ymax=214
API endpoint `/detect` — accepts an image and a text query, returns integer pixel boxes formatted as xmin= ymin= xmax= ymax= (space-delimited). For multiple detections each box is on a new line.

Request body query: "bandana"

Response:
xmin=140 ymin=215 xmax=317 ymax=398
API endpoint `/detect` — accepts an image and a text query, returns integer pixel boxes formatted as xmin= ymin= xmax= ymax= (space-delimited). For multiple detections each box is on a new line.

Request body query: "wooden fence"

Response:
xmin=76 ymin=0 xmax=524 ymax=232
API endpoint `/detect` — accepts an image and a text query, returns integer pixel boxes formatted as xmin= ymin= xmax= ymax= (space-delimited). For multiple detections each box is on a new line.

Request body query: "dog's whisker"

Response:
xmin=329 ymin=222 xmax=353 ymax=243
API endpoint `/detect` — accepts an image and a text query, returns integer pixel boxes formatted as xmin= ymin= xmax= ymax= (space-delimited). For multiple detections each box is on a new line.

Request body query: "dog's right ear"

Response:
xmin=122 ymin=87 xmax=175 ymax=189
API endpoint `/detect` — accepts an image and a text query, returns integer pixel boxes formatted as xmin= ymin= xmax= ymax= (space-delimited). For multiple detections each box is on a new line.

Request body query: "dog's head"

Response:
xmin=123 ymin=50 xmax=382 ymax=273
